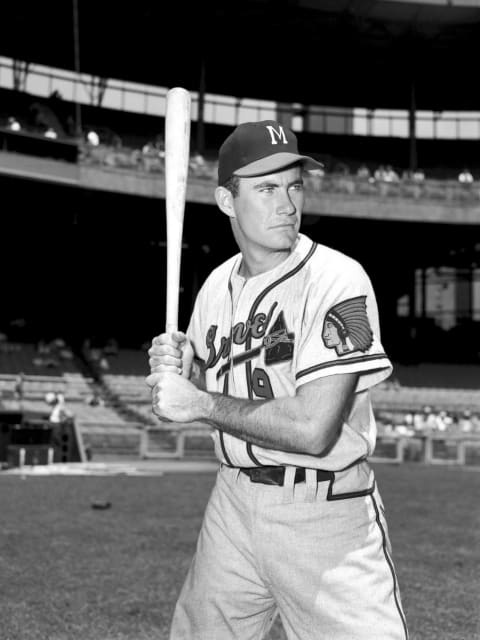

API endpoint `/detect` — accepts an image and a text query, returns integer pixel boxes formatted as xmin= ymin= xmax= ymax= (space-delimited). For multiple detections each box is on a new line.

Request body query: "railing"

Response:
xmin=372 ymin=433 xmax=480 ymax=466
xmin=139 ymin=424 xmax=480 ymax=467
xmin=79 ymin=143 xmax=480 ymax=204
xmin=305 ymin=174 xmax=480 ymax=203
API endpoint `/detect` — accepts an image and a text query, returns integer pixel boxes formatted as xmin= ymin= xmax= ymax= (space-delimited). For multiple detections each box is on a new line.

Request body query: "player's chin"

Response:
xmin=271 ymin=224 xmax=298 ymax=246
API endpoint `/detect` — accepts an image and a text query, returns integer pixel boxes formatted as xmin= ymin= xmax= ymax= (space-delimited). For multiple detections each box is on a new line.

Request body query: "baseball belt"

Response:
xmin=239 ymin=466 xmax=334 ymax=486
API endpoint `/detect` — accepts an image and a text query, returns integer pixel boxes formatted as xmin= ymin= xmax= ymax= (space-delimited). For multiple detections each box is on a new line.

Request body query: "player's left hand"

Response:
xmin=146 ymin=371 xmax=208 ymax=423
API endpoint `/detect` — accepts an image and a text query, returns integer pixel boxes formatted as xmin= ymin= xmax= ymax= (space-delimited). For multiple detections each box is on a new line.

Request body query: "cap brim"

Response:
xmin=234 ymin=152 xmax=323 ymax=177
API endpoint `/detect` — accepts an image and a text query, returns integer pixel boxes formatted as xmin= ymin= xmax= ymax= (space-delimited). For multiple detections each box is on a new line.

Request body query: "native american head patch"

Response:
xmin=322 ymin=296 xmax=373 ymax=356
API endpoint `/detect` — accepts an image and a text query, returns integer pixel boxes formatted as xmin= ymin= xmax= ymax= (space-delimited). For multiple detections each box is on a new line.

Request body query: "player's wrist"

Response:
xmin=197 ymin=389 xmax=216 ymax=420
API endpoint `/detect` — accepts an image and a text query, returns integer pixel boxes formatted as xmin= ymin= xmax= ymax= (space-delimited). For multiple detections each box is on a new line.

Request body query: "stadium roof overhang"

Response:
xmin=2 ymin=0 xmax=480 ymax=110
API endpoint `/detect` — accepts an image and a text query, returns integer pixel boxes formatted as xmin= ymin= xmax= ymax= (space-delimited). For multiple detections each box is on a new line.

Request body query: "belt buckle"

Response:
xmin=248 ymin=466 xmax=285 ymax=485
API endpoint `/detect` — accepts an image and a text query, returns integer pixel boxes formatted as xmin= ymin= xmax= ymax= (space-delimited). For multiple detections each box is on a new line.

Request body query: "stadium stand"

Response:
xmin=83 ymin=347 xmax=480 ymax=460
xmin=0 ymin=340 xmax=145 ymax=461
xmin=371 ymin=383 xmax=480 ymax=414
xmin=3 ymin=85 xmax=480 ymax=205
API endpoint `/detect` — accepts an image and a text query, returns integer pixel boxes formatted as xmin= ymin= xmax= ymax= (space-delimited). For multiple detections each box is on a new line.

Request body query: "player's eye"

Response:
xmin=290 ymin=183 xmax=304 ymax=192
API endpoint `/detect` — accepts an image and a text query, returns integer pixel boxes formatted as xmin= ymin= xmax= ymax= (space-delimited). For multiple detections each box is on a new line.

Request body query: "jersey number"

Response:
xmin=251 ymin=367 xmax=274 ymax=399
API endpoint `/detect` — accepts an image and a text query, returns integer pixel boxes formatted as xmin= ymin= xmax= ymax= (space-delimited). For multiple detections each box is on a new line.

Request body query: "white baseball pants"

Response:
xmin=169 ymin=463 xmax=408 ymax=640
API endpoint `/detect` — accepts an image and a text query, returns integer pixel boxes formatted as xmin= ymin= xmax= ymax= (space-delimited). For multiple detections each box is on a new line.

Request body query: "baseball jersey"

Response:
xmin=187 ymin=233 xmax=392 ymax=471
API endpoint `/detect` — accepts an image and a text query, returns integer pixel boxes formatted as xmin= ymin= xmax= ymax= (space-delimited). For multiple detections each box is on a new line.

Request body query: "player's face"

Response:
xmin=232 ymin=165 xmax=304 ymax=254
xmin=322 ymin=321 xmax=340 ymax=347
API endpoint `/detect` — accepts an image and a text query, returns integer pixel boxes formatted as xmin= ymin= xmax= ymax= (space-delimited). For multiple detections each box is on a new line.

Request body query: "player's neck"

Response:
xmin=238 ymin=247 xmax=292 ymax=279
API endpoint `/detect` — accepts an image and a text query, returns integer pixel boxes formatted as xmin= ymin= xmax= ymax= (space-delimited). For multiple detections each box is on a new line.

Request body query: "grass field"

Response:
xmin=0 ymin=463 xmax=479 ymax=640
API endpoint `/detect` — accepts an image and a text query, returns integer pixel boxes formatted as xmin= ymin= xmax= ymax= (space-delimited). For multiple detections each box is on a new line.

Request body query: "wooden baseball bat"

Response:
xmin=164 ymin=87 xmax=191 ymax=333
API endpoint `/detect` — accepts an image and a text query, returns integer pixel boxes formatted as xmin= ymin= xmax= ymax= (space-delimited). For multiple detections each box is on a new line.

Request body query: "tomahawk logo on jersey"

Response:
xmin=187 ymin=233 xmax=392 ymax=471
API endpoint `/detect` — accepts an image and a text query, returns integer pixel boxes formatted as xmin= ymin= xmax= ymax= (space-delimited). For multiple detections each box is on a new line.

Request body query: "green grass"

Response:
xmin=0 ymin=464 xmax=479 ymax=640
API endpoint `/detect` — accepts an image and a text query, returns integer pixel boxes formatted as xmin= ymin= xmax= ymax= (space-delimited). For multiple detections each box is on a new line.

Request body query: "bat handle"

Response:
xmin=166 ymin=322 xmax=178 ymax=335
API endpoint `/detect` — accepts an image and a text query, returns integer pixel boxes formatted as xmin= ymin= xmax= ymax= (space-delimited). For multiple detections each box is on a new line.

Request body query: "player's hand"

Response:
xmin=147 ymin=331 xmax=194 ymax=379
xmin=146 ymin=371 xmax=209 ymax=423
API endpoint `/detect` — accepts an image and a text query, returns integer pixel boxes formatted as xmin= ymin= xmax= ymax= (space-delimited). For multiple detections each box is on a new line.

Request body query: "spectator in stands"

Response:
xmin=422 ymin=405 xmax=438 ymax=431
xmin=45 ymin=392 xmax=73 ymax=423
xmin=401 ymin=168 xmax=425 ymax=183
xmin=44 ymin=127 xmax=58 ymax=139
xmin=29 ymin=101 xmax=65 ymax=137
xmin=307 ymin=165 xmax=325 ymax=193
xmin=13 ymin=372 xmax=25 ymax=401
xmin=7 ymin=116 xmax=21 ymax=132
xmin=401 ymin=168 xmax=426 ymax=199
xmin=86 ymin=130 xmax=100 ymax=146
xmin=413 ymin=410 xmax=425 ymax=432
xmin=99 ymin=356 xmax=110 ymax=372
xmin=383 ymin=165 xmax=400 ymax=183
xmin=458 ymin=168 xmax=474 ymax=184
xmin=332 ymin=161 xmax=354 ymax=194
xmin=373 ymin=165 xmax=387 ymax=182
xmin=374 ymin=164 xmax=398 ymax=196
xmin=412 ymin=168 xmax=426 ymax=183
xmin=401 ymin=412 xmax=414 ymax=434
xmin=189 ymin=150 xmax=210 ymax=178
xmin=141 ymin=138 xmax=165 ymax=172
xmin=142 ymin=140 xmax=155 ymax=155
xmin=356 ymin=164 xmax=371 ymax=181
xmin=471 ymin=413 xmax=480 ymax=433
xmin=459 ymin=410 xmax=473 ymax=433
xmin=435 ymin=410 xmax=451 ymax=432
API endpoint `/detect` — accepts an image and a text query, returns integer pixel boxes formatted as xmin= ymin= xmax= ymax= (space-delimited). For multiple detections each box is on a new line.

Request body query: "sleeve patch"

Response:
xmin=322 ymin=295 xmax=373 ymax=356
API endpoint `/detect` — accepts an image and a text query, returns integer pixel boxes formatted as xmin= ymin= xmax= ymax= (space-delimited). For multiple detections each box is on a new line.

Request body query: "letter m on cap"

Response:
xmin=266 ymin=125 xmax=288 ymax=145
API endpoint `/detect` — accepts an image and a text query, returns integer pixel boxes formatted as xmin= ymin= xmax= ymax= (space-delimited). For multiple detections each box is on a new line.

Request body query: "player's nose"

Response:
xmin=276 ymin=190 xmax=296 ymax=216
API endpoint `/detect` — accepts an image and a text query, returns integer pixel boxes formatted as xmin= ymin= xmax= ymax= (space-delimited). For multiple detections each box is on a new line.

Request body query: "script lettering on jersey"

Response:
xmin=205 ymin=302 xmax=278 ymax=370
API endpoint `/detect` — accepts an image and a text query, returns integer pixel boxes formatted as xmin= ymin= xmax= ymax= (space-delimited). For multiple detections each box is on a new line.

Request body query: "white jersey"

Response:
xmin=187 ymin=233 xmax=392 ymax=471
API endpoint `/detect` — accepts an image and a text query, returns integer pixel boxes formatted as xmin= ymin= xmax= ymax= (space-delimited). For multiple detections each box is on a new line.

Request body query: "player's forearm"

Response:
xmin=198 ymin=392 xmax=337 ymax=455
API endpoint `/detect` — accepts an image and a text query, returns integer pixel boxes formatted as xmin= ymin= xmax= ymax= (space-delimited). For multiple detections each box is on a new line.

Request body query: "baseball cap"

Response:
xmin=217 ymin=120 xmax=323 ymax=185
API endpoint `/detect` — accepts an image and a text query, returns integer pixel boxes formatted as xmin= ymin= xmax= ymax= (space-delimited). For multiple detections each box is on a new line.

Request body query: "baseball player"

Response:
xmin=146 ymin=120 xmax=408 ymax=640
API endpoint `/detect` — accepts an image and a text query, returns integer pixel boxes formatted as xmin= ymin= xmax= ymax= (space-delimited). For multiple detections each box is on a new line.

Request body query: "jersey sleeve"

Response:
xmin=295 ymin=261 xmax=392 ymax=393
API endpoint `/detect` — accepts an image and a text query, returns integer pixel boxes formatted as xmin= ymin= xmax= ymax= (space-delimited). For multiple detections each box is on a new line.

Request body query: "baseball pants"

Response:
xmin=169 ymin=463 xmax=408 ymax=640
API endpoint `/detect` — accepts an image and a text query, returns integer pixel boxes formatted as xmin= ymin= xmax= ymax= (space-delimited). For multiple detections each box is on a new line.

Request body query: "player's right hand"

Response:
xmin=147 ymin=331 xmax=194 ymax=379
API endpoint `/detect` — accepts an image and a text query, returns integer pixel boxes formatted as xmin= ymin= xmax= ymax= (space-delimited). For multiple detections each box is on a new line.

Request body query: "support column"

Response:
xmin=72 ymin=0 xmax=82 ymax=138
xmin=196 ymin=57 xmax=206 ymax=156
xmin=408 ymin=80 xmax=417 ymax=173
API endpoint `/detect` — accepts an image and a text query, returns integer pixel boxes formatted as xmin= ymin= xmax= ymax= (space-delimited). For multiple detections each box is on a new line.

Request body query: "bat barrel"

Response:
xmin=165 ymin=87 xmax=191 ymax=333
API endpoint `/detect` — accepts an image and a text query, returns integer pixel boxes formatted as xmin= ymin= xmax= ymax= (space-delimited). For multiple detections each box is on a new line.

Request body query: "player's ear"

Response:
xmin=215 ymin=186 xmax=236 ymax=218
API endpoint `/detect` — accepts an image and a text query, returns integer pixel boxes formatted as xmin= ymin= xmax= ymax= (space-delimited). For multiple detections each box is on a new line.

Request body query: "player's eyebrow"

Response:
xmin=252 ymin=180 xmax=279 ymax=189
xmin=252 ymin=178 xmax=304 ymax=190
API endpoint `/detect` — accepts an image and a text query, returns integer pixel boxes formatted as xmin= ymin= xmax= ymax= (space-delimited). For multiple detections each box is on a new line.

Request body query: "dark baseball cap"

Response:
xmin=217 ymin=120 xmax=323 ymax=185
